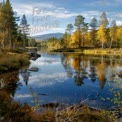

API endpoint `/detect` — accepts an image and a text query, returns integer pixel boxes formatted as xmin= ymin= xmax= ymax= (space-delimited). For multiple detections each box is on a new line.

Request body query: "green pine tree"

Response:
xmin=0 ymin=0 xmax=18 ymax=49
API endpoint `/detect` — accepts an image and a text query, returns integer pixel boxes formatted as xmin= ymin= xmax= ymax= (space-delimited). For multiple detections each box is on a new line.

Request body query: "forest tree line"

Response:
xmin=1 ymin=0 xmax=122 ymax=51
xmin=0 ymin=0 xmax=37 ymax=50
xmin=43 ymin=12 xmax=122 ymax=50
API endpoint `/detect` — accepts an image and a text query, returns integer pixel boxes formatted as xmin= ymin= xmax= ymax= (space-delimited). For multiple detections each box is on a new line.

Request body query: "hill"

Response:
xmin=33 ymin=33 xmax=64 ymax=41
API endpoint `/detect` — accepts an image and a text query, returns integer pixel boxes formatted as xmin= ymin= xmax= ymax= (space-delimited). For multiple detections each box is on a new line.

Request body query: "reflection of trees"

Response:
xmin=81 ymin=55 xmax=89 ymax=69
xmin=96 ymin=62 xmax=106 ymax=89
xmin=88 ymin=56 xmax=99 ymax=83
xmin=74 ymin=72 xmax=84 ymax=86
xmin=61 ymin=54 xmax=73 ymax=77
xmin=61 ymin=54 xmax=93 ymax=86
xmin=89 ymin=66 xmax=96 ymax=83
xmin=0 ymin=71 xmax=21 ymax=97
xmin=61 ymin=53 xmax=122 ymax=88
xmin=20 ymin=69 xmax=30 ymax=85
xmin=109 ymin=55 xmax=115 ymax=66
xmin=72 ymin=55 xmax=84 ymax=86
xmin=72 ymin=57 xmax=81 ymax=71
xmin=108 ymin=55 xmax=122 ymax=80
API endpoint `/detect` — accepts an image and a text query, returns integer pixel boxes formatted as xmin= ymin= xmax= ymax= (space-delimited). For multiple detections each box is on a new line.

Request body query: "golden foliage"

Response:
xmin=71 ymin=30 xmax=81 ymax=47
xmin=97 ymin=25 xmax=108 ymax=44
xmin=96 ymin=63 xmax=106 ymax=89
xmin=117 ymin=27 xmax=122 ymax=41
xmin=72 ymin=57 xmax=81 ymax=71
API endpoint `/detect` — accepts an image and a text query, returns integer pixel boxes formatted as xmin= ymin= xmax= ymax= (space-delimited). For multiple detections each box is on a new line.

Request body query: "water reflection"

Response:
xmin=20 ymin=70 xmax=30 ymax=86
xmin=61 ymin=54 xmax=122 ymax=87
xmin=0 ymin=71 xmax=21 ymax=97
xmin=61 ymin=53 xmax=73 ymax=77
xmin=9 ymin=53 xmax=122 ymax=110
xmin=59 ymin=54 xmax=122 ymax=109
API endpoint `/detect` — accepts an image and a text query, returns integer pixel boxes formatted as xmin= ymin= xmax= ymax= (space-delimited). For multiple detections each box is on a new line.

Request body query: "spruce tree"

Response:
xmin=5 ymin=0 xmax=18 ymax=49
xmin=0 ymin=1 xmax=6 ymax=48
xmin=74 ymin=15 xmax=88 ymax=47
xmin=90 ymin=17 xmax=98 ymax=48
xmin=20 ymin=14 xmax=30 ymax=48
xmin=0 ymin=0 xmax=18 ymax=49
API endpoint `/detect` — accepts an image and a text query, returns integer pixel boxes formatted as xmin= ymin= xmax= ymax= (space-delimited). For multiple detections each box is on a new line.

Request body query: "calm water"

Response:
xmin=1 ymin=53 xmax=122 ymax=110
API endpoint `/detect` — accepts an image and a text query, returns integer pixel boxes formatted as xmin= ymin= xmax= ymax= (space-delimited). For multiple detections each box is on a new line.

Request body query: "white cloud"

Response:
xmin=11 ymin=0 xmax=122 ymax=35
xmin=12 ymin=1 xmax=77 ymax=19
xmin=30 ymin=58 xmax=61 ymax=65
xmin=53 ymin=12 xmax=77 ymax=18
xmin=116 ymin=21 xmax=122 ymax=25
xmin=115 ymin=13 xmax=122 ymax=18
xmin=12 ymin=2 xmax=56 ymax=16
xmin=81 ymin=11 xmax=100 ymax=20
xmin=15 ymin=94 xmax=32 ymax=99
xmin=27 ymin=73 xmax=67 ymax=87
xmin=13 ymin=4 xmax=32 ymax=15
xmin=31 ymin=7 xmax=77 ymax=19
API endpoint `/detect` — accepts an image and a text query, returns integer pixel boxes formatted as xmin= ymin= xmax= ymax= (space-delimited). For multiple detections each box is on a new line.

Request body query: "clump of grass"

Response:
xmin=76 ymin=106 xmax=115 ymax=122
xmin=6 ymin=102 xmax=32 ymax=122
xmin=31 ymin=111 xmax=55 ymax=122
xmin=56 ymin=105 xmax=116 ymax=122
xmin=0 ymin=91 xmax=55 ymax=122
xmin=0 ymin=91 xmax=12 ymax=116
xmin=0 ymin=90 xmax=117 ymax=122
xmin=0 ymin=53 xmax=30 ymax=73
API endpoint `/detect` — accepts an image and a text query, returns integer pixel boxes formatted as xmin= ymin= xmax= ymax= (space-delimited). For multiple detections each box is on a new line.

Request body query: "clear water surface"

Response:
xmin=12 ymin=53 xmax=122 ymax=109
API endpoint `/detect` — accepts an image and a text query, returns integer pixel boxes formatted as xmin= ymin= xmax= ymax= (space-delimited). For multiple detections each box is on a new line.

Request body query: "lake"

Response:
xmin=1 ymin=52 xmax=122 ymax=110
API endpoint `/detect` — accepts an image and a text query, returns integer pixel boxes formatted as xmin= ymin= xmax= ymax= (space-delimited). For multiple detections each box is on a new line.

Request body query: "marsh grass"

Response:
xmin=0 ymin=90 xmax=118 ymax=122
xmin=0 ymin=91 xmax=55 ymax=122
xmin=56 ymin=105 xmax=117 ymax=122
xmin=0 ymin=52 xmax=30 ymax=73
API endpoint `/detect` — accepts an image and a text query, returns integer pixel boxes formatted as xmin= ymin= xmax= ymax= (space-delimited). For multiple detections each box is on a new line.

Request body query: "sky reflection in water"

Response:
xmin=14 ymin=53 xmax=122 ymax=109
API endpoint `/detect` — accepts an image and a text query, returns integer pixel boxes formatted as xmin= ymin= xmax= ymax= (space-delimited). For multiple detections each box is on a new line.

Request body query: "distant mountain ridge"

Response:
xmin=33 ymin=33 xmax=64 ymax=41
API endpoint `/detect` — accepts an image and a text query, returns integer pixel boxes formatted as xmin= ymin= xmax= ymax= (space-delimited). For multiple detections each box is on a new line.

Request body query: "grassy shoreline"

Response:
xmin=0 ymin=49 xmax=30 ymax=73
xmin=51 ymin=48 xmax=122 ymax=55
xmin=0 ymin=91 xmax=118 ymax=122
xmin=83 ymin=49 xmax=122 ymax=55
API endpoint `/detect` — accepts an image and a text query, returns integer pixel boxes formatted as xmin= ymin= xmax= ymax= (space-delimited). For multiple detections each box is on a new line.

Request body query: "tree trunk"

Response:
xmin=102 ymin=41 xmax=103 ymax=49
xmin=1 ymin=31 xmax=5 ymax=48
xmin=78 ymin=26 xmax=81 ymax=48
xmin=1 ymin=36 xmax=5 ymax=48
xmin=78 ymin=33 xmax=81 ymax=48
xmin=109 ymin=40 xmax=112 ymax=49
xmin=23 ymin=34 xmax=26 ymax=48
xmin=8 ymin=27 xmax=13 ymax=49
xmin=79 ymin=37 xmax=81 ymax=48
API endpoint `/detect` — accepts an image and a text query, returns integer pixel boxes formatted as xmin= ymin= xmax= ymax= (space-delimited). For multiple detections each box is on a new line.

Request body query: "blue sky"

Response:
xmin=8 ymin=0 xmax=122 ymax=36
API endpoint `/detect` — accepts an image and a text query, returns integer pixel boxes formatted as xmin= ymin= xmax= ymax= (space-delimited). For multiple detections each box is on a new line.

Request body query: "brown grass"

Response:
xmin=0 ymin=53 xmax=30 ymax=73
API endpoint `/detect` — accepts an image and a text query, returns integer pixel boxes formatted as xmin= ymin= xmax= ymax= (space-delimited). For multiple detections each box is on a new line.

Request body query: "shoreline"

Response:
xmin=55 ymin=103 xmax=118 ymax=122
xmin=0 ymin=50 xmax=30 ymax=73
xmin=51 ymin=48 xmax=122 ymax=56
